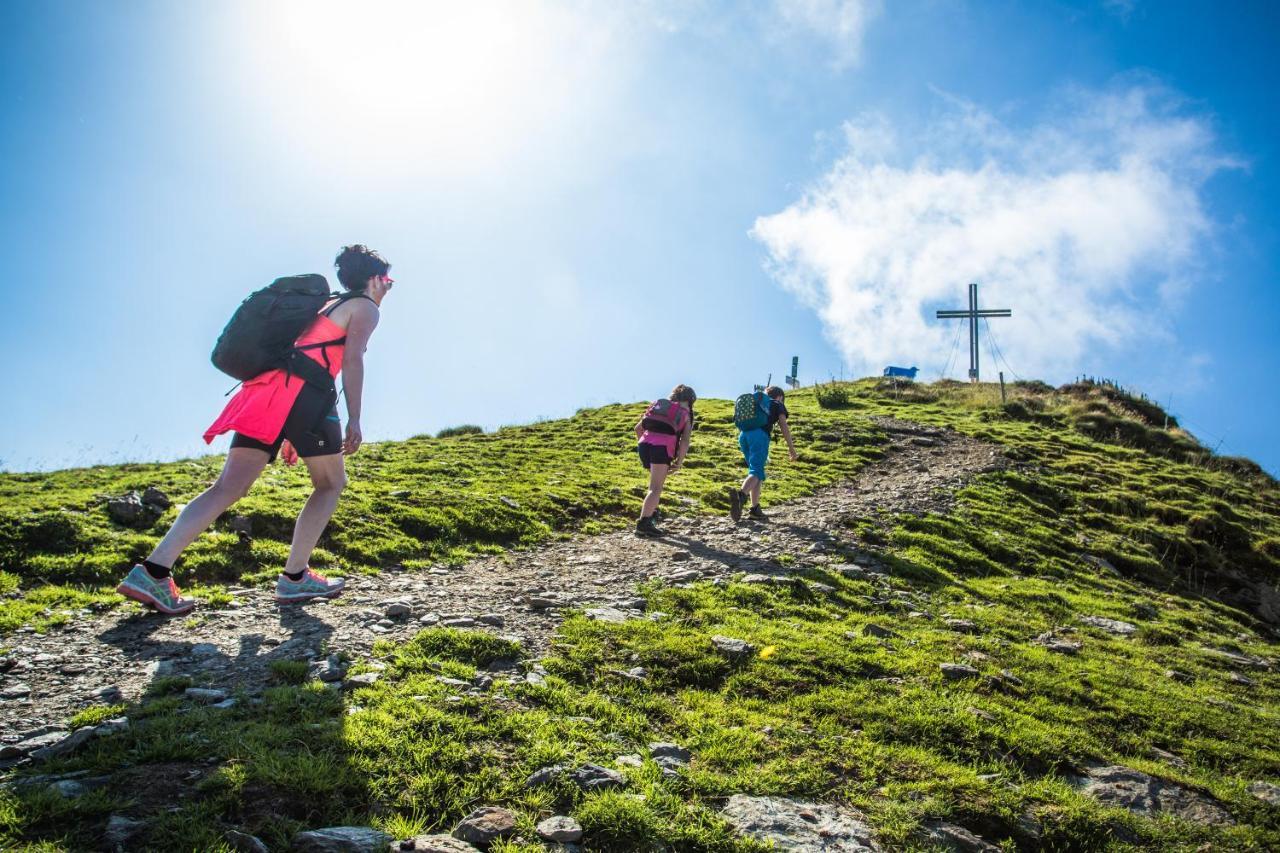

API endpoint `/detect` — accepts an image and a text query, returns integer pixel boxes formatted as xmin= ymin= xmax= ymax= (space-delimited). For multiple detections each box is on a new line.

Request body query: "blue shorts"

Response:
xmin=739 ymin=429 xmax=770 ymax=481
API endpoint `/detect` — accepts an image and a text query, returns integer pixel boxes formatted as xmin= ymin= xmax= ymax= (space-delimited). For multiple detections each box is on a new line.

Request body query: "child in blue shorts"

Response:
xmin=729 ymin=385 xmax=797 ymax=521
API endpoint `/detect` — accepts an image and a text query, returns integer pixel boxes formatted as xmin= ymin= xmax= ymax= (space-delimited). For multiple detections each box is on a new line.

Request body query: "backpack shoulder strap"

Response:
xmin=321 ymin=292 xmax=375 ymax=317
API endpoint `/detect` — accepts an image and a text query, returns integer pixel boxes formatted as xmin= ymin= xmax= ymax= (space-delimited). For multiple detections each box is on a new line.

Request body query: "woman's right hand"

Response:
xmin=343 ymin=420 xmax=363 ymax=455
xmin=280 ymin=439 xmax=299 ymax=466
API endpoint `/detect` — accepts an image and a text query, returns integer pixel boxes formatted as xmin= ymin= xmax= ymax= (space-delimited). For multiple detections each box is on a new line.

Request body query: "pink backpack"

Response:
xmin=641 ymin=398 xmax=689 ymax=435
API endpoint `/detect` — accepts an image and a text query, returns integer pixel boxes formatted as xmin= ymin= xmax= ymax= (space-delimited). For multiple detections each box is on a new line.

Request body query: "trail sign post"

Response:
xmin=936 ymin=283 xmax=1011 ymax=382
xmin=786 ymin=356 xmax=799 ymax=388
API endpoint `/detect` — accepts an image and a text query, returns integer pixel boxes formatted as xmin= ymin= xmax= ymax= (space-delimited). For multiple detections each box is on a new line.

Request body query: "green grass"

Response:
xmin=1 ymin=378 xmax=1277 ymax=850
xmin=268 ymin=660 xmax=310 ymax=685
xmin=0 ymin=395 xmax=882 ymax=619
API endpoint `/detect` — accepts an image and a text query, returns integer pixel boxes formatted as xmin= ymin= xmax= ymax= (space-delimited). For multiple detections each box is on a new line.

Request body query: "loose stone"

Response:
xmin=1070 ymin=764 xmax=1234 ymax=825
xmin=721 ymin=795 xmax=881 ymax=851
xmin=940 ymin=663 xmax=980 ymax=680
xmin=570 ymin=763 xmax=626 ymax=791
xmin=535 ymin=816 xmax=583 ymax=843
xmin=290 ymin=826 xmax=393 ymax=852
xmin=584 ymin=608 xmax=630 ymax=624
xmin=1079 ymin=615 xmax=1137 ymax=636
xmin=451 ymin=806 xmax=516 ymax=847
xmin=225 ymin=829 xmax=270 ymax=852
xmin=711 ymin=636 xmax=754 ymax=659
xmin=184 ymin=688 xmax=229 ymax=704
xmin=648 ymin=742 xmax=692 ymax=764
xmin=390 ymin=836 xmax=479 ymax=852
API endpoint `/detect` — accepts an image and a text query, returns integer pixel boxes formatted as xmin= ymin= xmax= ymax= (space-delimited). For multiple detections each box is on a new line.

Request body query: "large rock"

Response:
xmin=106 ymin=492 xmax=163 ymax=527
xmin=291 ymin=826 xmax=393 ymax=852
xmin=391 ymin=835 xmax=479 ymax=852
xmin=1070 ymin=765 xmax=1234 ymax=825
xmin=721 ymin=795 xmax=881 ymax=851
xmin=451 ymin=806 xmax=516 ymax=847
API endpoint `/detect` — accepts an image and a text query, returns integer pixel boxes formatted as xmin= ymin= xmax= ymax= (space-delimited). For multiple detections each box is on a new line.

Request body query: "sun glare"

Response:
xmin=232 ymin=0 xmax=617 ymax=179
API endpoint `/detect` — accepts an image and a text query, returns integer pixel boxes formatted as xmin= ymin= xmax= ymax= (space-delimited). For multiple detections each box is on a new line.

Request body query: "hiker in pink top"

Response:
xmin=115 ymin=245 xmax=393 ymax=614
xmin=634 ymin=384 xmax=696 ymax=537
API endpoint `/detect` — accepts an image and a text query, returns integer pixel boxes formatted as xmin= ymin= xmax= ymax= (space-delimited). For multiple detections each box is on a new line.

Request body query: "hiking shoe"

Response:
xmin=274 ymin=568 xmax=345 ymax=603
xmin=115 ymin=565 xmax=198 ymax=615
xmin=635 ymin=516 xmax=662 ymax=538
xmin=727 ymin=487 xmax=743 ymax=522
xmin=748 ymin=505 xmax=768 ymax=521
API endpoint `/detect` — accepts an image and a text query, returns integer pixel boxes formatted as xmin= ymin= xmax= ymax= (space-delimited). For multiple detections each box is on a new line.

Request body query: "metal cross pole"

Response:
xmin=936 ymin=282 xmax=1012 ymax=382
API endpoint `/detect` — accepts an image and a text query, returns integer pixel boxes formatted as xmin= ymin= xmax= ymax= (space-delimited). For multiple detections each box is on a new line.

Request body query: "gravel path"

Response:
xmin=0 ymin=417 xmax=1005 ymax=746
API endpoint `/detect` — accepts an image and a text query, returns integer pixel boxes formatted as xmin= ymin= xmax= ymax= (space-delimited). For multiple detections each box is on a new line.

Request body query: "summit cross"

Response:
xmin=935 ymin=282 xmax=1011 ymax=383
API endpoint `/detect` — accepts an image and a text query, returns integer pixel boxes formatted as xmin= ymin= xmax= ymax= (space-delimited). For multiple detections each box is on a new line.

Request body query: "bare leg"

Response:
xmin=739 ymin=474 xmax=760 ymax=507
xmin=282 ymin=453 xmax=347 ymax=575
xmin=641 ymin=464 xmax=669 ymax=518
xmin=148 ymin=448 xmax=270 ymax=567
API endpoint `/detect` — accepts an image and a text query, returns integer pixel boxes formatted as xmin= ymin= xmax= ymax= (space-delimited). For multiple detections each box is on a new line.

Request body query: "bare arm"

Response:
xmin=778 ymin=414 xmax=797 ymax=461
xmin=635 ymin=419 xmax=646 ymax=441
xmin=340 ymin=301 xmax=380 ymax=454
xmin=672 ymin=427 xmax=691 ymax=470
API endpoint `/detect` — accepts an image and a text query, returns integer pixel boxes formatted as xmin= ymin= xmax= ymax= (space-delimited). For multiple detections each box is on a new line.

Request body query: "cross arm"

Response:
xmin=935 ymin=309 xmax=1012 ymax=318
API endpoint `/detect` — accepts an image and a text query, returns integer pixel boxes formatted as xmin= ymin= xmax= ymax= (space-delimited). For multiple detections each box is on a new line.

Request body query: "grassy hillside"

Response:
xmin=2 ymin=379 xmax=1278 ymax=850
xmin=0 ymin=391 xmax=881 ymax=632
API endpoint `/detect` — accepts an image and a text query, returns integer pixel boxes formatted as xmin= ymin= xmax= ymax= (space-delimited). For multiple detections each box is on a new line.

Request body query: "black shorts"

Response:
xmin=638 ymin=441 xmax=673 ymax=469
xmin=231 ymin=382 xmax=342 ymax=462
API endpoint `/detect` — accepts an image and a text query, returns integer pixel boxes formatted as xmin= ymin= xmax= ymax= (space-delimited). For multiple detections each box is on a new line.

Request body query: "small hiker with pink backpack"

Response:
xmin=634 ymin=385 xmax=697 ymax=537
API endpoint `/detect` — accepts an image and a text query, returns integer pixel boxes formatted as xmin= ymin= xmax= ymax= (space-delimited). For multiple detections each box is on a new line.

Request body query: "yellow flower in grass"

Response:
xmin=759 ymin=645 xmax=777 ymax=660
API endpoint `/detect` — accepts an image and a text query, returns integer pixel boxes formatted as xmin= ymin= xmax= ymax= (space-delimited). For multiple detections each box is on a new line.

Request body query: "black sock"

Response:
xmin=142 ymin=560 xmax=171 ymax=580
xmin=283 ymin=569 xmax=305 ymax=581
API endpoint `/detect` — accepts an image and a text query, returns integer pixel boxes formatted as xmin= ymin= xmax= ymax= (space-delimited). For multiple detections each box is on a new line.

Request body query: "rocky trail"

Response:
xmin=1 ymin=417 xmax=1003 ymax=754
xmin=0 ymin=418 xmax=1004 ymax=750
xmin=5 ymin=416 xmax=1278 ymax=851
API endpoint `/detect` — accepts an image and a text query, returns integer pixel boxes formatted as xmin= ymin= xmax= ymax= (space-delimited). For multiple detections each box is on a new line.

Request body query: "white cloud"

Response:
xmin=773 ymin=0 xmax=884 ymax=69
xmin=751 ymin=84 xmax=1239 ymax=381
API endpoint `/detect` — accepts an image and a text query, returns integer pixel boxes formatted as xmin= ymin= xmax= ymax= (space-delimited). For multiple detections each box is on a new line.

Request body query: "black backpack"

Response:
xmin=211 ymin=275 xmax=363 ymax=392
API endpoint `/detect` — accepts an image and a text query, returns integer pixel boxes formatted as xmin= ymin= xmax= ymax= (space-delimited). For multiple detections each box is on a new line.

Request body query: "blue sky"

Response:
xmin=1 ymin=0 xmax=1277 ymax=474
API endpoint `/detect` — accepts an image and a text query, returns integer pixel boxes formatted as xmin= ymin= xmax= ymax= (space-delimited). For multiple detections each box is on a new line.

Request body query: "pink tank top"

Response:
xmin=203 ymin=313 xmax=347 ymax=445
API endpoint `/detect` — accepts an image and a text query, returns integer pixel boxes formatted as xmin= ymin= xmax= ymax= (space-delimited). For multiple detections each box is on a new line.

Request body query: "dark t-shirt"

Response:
xmin=765 ymin=399 xmax=789 ymax=434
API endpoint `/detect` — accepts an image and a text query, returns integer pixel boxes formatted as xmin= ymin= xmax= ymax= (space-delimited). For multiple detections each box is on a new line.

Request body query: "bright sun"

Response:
xmin=231 ymin=0 xmax=620 ymax=180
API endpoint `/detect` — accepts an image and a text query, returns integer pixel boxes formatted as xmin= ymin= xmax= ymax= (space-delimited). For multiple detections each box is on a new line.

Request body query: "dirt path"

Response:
xmin=0 ymin=418 xmax=1005 ymax=745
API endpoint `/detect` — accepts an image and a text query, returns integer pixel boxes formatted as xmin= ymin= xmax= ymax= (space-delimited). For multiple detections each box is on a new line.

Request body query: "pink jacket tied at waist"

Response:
xmin=203 ymin=313 xmax=346 ymax=445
